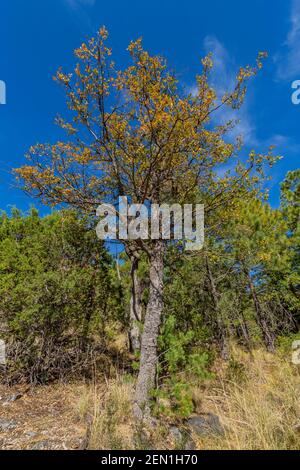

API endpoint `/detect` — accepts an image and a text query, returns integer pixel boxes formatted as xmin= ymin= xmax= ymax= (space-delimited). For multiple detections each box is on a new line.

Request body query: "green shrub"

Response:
xmin=154 ymin=315 xmax=213 ymax=419
xmin=0 ymin=208 xmax=124 ymax=383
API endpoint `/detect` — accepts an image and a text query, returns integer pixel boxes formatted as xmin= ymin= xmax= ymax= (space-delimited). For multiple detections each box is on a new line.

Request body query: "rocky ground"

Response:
xmin=0 ymin=381 xmax=225 ymax=451
xmin=1 ymin=349 xmax=299 ymax=450
xmin=0 ymin=384 xmax=88 ymax=450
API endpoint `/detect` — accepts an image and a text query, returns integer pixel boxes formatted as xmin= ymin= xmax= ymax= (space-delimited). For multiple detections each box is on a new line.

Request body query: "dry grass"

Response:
xmin=83 ymin=347 xmax=300 ymax=450
xmin=81 ymin=374 xmax=174 ymax=450
xmin=87 ymin=376 xmax=135 ymax=450
xmin=194 ymin=347 xmax=300 ymax=450
xmin=0 ymin=382 xmax=87 ymax=450
xmin=3 ymin=347 xmax=296 ymax=450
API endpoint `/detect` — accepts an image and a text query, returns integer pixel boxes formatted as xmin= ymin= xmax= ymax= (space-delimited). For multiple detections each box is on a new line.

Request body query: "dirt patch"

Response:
xmin=0 ymin=383 xmax=88 ymax=450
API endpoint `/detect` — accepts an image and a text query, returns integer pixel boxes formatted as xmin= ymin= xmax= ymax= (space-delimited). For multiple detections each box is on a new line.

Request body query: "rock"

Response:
xmin=184 ymin=438 xmax=197 ymax=450
xmin=187 ymin=413 xmax=224 ymax=437
xmin=134 ymin=428 xmax=154 ymax=450
xmin=9 ymin=393 xmax=23 ymax=402
xmin=2 ymin=393 xmax=23 ymax=406
xmin=31 ymin=440 xmax=65 ymax=450
xmin=169 ymin=426 xmax=183 ymax=442
xmin=25 ymin=431 xmax=38 ymax=438
xmin=78 ymin=436 xmax=88 ymax=450
xmin=293 ymin=423 xmax=300 ymax=434
xmin=31 ymin=440 xmax=50 ymax=450
xmin=0 ymin=419 xmax=17 ymax=432
xmin=169 ymin=426 xmax=197 ymax=450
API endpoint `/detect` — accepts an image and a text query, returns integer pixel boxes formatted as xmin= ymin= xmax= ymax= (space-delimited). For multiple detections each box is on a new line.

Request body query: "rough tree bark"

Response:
xmin=133 ymin=240 xmax=165 ymax=420
xmin=129 ymin=256 xmax=143 ymax=353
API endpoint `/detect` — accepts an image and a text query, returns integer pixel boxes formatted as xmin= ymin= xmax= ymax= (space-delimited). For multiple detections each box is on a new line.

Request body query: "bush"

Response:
xmin=155 ymin=315 xmax=213 ymax=418
xmin=0 ymin=208 xmax=124 ymax=383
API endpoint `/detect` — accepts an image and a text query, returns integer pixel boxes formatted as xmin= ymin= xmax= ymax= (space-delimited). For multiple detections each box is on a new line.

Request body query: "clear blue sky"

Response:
xmin=0 ymin=0 xmax=299 ymax=213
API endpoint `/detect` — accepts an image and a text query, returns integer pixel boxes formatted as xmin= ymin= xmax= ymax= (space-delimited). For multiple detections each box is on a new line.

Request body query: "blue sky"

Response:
xmin=0 ymin=0 xmax=299 ymax=213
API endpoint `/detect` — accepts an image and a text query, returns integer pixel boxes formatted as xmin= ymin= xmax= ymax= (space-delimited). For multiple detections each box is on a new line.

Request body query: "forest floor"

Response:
xmin=0 ymin=383 xmax=88 ymax=450
xmin=0 ymin=347 xmax=300 ymax=450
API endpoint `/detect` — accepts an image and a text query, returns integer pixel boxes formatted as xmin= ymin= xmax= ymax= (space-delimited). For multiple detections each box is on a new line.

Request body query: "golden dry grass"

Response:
xmin=87 ymin=377 xmax=135 ymax=450
xmin=82 ymin=347 xmax=300 ymax=450
xmin=3 ymin=347 xmax=296 ymax=450
xmin=0 ymin=382 xmax=87 ymax=450
xmin=194 ymin=347 xmax=300 ymax=450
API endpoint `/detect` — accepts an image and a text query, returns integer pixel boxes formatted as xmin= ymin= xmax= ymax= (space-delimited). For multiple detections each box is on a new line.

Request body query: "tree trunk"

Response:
xmin=129 ymin=256 xmax=143 ymax=353
xmin=205 ymin=256 xmax=229 ymax=360
xmin=244 ymin=266 xmax=275 ymax=352
xmin=239 ymin=312 xmax=252 ymax=352
xmin=134 ymin=240 xmax=164 ymax=420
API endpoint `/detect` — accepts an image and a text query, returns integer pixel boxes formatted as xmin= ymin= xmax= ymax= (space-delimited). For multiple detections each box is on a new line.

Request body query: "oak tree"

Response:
xmin=16 ymin=28 xmax=276 ymax=418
